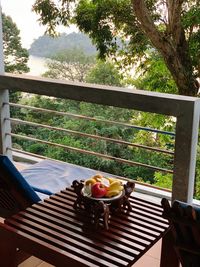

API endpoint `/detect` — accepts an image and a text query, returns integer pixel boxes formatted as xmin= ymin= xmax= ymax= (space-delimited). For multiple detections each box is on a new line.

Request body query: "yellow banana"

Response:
xmin=85 ymin=178 xmax=96 ymax=186
xmin=108 ymin=177 xmax=117 ymax=184
xmin=106 ymin=190 xmax=120 ymax=198
xmin=109 ymin=180 xmax=121 ymax=189
xmin=110 ymin=185 xmax=123 ymax=191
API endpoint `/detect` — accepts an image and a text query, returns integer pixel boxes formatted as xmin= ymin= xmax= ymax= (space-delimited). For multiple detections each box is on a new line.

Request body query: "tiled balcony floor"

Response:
xmin=14 ymin=161 xmax=162 ymax=267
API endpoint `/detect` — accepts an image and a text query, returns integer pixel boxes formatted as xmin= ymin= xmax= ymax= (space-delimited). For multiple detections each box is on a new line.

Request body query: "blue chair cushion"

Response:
xmin=0 ymin=155 xmax=41 ymax=204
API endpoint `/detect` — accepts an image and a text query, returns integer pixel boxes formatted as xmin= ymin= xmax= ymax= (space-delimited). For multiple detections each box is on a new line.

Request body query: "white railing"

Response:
xmin=0 ymin=73 xmax=200 ymax=203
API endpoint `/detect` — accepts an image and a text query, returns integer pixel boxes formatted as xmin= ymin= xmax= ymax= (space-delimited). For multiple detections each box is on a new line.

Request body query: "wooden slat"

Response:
xmin=57 ymin=193 xmax=167 ymax=233
xmin=41 ymin=199 xmax=144 ymax=255
xmin=37 ymin=201 xmax=156 ymax=242
xmin=59 ymin=191 xmax=167 ymax=223
xmin=7 ymin=218 xmax=126 ymax=267
xmin=4 ymin=189 xmax=169 ymax=266
xmin=19 ymin=209 xmax=137 ymax=261
xmin=1 ymin=222 xmax=98 ymax=267
xmin=48 ymin=193 xmax=167 ymax=233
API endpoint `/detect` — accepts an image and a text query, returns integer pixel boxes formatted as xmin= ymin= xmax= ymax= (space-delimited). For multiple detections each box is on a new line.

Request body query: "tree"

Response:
xmin=43 ymin=48 xmax=95 ymax=82
xmin=86 ymin=61 xmax=123 ymax=86
xmin=2 ymin=13 xmax=29 ymax=109
xmin=133 ymin=51 xmax=177 ymax=94
xmin=33 ymin=0 xmax=200 ymax=96
xmin=2 ymin=13 xmax=29 ymax=74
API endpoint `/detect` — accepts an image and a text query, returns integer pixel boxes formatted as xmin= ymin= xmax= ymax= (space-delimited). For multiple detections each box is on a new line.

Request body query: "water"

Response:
xmin=28 ymin=55 xmax=48 ymax=76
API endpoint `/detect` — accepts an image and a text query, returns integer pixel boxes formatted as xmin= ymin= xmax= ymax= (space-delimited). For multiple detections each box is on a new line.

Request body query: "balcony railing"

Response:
xmin=8 ymin=102 xmax=174 ymax=173
xmin=0 ymin=73 xmax=200 ymax=203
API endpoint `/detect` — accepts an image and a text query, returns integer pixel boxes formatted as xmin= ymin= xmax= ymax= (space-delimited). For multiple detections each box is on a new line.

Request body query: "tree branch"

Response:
xmin=131 ymin=0 xmax=168 ymax=52
xmin=166 ymin=0 xmax=184 ymax=46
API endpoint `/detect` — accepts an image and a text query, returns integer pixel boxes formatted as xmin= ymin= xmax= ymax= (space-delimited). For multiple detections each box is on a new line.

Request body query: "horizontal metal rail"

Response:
xmin=9 ymin=133 xmax=173 ymax=174
xmin=10 ymin=147 xmax=171 ymax=193
xmin=9 ymin=118 xmax=174 ymax=155
xmin=8 ymin=102 xmax=175 ymax=136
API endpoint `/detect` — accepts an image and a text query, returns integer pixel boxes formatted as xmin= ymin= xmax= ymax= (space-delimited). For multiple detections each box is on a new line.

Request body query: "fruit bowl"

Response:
xmin=82 ymin=174 xmax=124 ymax=201
xmin=81 ymin=187 xmax=124 ymax=202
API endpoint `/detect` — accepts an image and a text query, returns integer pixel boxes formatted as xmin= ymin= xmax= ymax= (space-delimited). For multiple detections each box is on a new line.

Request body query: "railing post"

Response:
xmin=0 ymin=3 xmax=12 ymax=159
xmin=172 ymin=100 xmax=200 ymax=203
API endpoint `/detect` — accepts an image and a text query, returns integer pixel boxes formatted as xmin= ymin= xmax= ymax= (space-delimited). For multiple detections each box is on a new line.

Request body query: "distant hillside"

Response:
xmin=29 ymin=32 xmax=97 ymax=58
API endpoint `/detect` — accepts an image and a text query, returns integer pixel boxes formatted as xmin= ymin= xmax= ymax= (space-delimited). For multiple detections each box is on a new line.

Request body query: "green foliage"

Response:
xmin=86 ymin=60 xmax=122 ymax=86
xmin=32 ymin=0 xmax=150 ymax=62
xmin=133 ymin=52 xmax=178 ymax=94
xmin=14 ymin=92 xmax=173 ymax=189
xmin=131 ymin=52 xmax=176 ymax=166
xmin=182 ymin=4 xmax=200 ymax=74
xmin=2 ymin=13 xmax=29 ymax=118
xmin=194 ymin=144 xmax=200 ymax=199
xmin=2 ymin=13 xmax=29 ymax=74
xmin=153 ymin=172 xmax=172 ymax=189
xmin=43 ymin=48 xmax=95 ymax=81
xmin=33 ymin=0 xmax=200 ymax=95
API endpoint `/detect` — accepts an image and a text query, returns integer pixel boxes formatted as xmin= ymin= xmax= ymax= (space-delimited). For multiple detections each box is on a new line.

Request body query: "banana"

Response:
xmin=106 ymin=190 xmax=120 ymax=198
xmin=92 ymin=174 xmax=103 ymax=181
xmin=112 ymin=185 xmax=123 ymax=191
xmin=108 ymin=177 xmax=116 ymax=184
xmin=85 ymin=178 xmax=96 ymax=186
xmin=109 ymin=180 xmax=121 ymax=189
xmin=108 ymin=185 xmax=123 ymax=193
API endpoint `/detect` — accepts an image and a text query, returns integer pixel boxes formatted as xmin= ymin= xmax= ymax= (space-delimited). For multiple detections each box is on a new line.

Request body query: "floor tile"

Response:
xmin=19 ymin=256 xmax=43 ymax=267
xmin=132 ymin=254 xmax=160 ymax=267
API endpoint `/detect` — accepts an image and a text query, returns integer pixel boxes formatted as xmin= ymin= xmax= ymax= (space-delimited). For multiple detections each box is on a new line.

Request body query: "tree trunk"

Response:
xmin=132 ymin=0 xmax=199 ymax=96
xmin=160 ymin=31 xmax=199 ymax=96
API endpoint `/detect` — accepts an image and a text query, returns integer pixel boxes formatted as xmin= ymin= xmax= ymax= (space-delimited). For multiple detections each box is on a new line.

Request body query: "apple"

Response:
xmin=91 ymin=182 xmax=107 ymax=198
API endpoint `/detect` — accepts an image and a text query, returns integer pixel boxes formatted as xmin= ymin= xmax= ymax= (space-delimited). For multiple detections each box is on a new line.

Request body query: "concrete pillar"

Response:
xmin=0 ymin=2 xmax=12 ymax=159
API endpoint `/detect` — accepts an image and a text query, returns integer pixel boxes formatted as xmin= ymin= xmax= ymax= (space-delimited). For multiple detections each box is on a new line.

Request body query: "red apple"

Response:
xmin=91 ymin=182 xmax=107 ymax=198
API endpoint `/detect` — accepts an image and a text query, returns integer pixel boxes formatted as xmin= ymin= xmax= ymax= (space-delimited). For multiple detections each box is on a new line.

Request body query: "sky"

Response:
xmin=1 ymin=0 xmax=77 ymax=49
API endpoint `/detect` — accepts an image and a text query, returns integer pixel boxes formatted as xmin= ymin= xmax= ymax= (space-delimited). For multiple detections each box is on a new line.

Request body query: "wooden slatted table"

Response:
xmin=0 ymin=188 xmax=170 ymax=267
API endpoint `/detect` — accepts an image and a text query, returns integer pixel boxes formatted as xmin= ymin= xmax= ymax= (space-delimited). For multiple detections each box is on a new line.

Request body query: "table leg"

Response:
xmin=0 ymin=234 xmax=17 ymax=267
xmin=160 ymin=230 xmax=179 ymax=267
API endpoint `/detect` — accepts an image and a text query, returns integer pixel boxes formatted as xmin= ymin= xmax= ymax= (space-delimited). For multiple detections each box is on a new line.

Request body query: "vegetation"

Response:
xmin=29 ymin=32 xmax=96 ymax=57
xmin=33 ymin=0 xmax=200 ymax=96
xmin=2 ymin=13 xmax=29 ymax=74
xmin=2 ymin=13 xmax=29 ymax=112
xmin=133 ymin=52 xmax=178 ymax=94
xmin=13 ymin=95 xmax=173 ymax=185
xmin=86 ymin=61 xmax=123 ymax=86
xmin=43 ymin=48 xmax=95 ymax=82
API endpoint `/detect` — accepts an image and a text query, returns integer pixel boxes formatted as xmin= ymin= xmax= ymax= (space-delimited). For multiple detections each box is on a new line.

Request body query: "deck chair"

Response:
xmin=161 ymin=198 xmax=200 ymax=267
xmin=0 ymin=153 xmax=119 ymax=218
xmin=0 ymin=154 xmax=53 ymax=218
xmin=0 ymin=154 xmax=55 ymax=265
xmin=0 ymin=154 xmax=101 ymax=265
